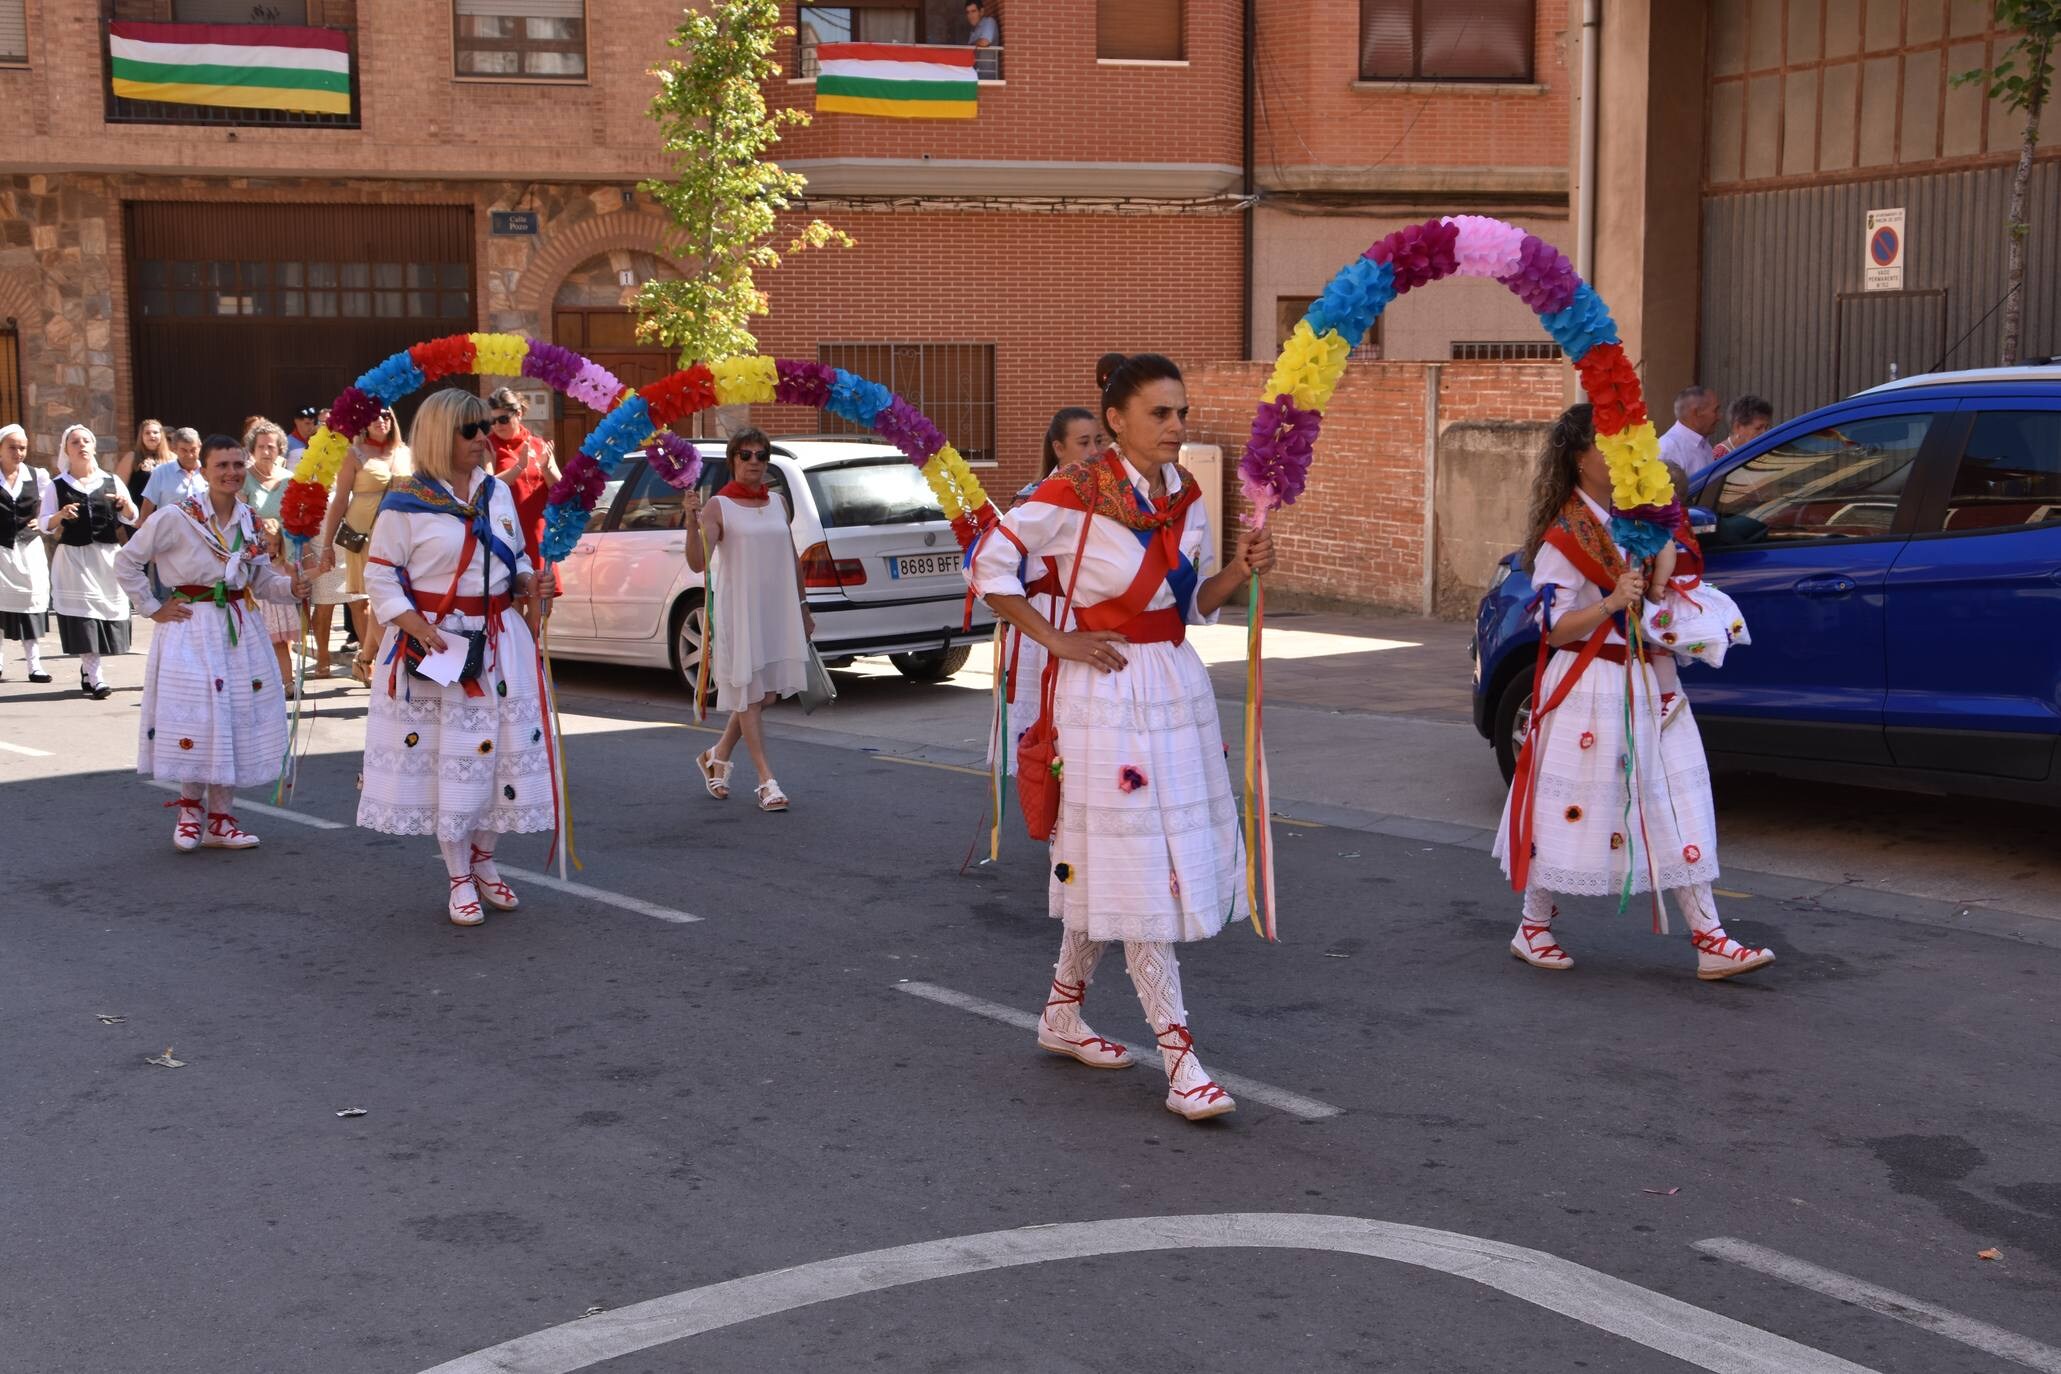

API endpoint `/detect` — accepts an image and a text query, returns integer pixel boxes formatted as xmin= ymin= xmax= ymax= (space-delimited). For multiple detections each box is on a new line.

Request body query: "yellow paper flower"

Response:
xmin=711 ymin=355 xmax=777 ymax=407
xmin=922 ymin=455 xmax=965 ymax=518
xmin=292 ymin=428 xmax=350 ymax=487
xmin=469 ymin=332 xmax=530 ymax=378
xmin=1264 ymin=321 xmax=1352 ymax=412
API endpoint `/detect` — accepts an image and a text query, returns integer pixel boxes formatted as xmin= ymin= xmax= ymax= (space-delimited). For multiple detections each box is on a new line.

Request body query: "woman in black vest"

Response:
xmin=0 ymin=424 xmax=54 ymax=682
xmin=42 ymin=425 xmax=136 ymax=698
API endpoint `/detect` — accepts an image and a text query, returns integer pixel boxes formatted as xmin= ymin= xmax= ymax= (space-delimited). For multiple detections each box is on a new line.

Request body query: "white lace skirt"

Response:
xmin=1047 ymin=639 xmax=1245 ymax=943
xmin=135 ymin=601 xmax=290 ymax=787
xmin=356 ymin=611 xmax=557 ymax=841
xmin=1493 ymin=650 xmax=1720 ymax=896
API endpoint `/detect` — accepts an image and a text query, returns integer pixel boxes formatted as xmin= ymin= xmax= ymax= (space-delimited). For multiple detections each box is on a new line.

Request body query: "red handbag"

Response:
xmin=1015 ymin=510 xmax=1094 ymax=841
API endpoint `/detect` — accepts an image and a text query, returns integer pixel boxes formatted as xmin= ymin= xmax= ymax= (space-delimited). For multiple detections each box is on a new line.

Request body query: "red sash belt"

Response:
xmin=1594 ymin=641 xmax=1651 ymax=666
xmin=1073 ymin=602 xmax=1185 ymax=645
xmin=442 ymin=592 xmax=515 ymax=618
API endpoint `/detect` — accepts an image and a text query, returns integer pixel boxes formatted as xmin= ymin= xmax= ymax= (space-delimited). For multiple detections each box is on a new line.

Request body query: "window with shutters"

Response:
xmin=454 ymin=0 xmax=586 ymax=81
xmin=1359 ymin=0 xmax=1534 ymax=82
xmin=172 ymin=0 xmax=309 ymax=20
xmin=1098 ymin=0 xmax=1182 ymax=62
xmin=0 ymin=0 xmax=27 ymax=65
xmin=797 ymin=3 xmax=923 ymax=78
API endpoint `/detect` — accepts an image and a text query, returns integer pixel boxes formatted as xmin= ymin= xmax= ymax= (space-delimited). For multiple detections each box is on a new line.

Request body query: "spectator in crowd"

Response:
xmin=286 ymin=406 xmax=319 ymax=457
xmin=316 ymin=405 xmax=411 ymax=683
xmin=242 ymin=419 xmax=302 ymax=699
xmin=139 ymin=427 xmax=207 ymax=522
xmin=1711 ymin=395 xmax=1775 ymax=461
xmin=115 ymin=419 xmax=168 ymax=509
xmin=965 ymin=0 xmax=998 ymax=47
xmin=486 ymin=386 xmax=562 ymax=610
xmin=1658 ymin=385 xmax=1722 ymax=480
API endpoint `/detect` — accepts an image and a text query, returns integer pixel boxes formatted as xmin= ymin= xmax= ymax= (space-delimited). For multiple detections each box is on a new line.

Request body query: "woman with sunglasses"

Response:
xmin=684 ymin=429 xmax=812 ymax=812
xmin=316 ymin=404 xmax=411 ymax=684
xmin=486 ymin=387 xmax=563 ymax=606
xmin=357 ymin=389 xmax=551 ymax=926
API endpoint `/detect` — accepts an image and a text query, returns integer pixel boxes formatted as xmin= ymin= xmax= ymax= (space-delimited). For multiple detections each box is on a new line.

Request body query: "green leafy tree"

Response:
xmin=1954 ymin=1 xmax=2058 ymax=365
xmin=636 ymin=0 xmax=851 ymax=367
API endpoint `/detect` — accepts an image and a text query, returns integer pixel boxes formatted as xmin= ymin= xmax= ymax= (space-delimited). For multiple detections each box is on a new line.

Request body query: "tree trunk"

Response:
xmin=2001 ymin=39 xmax=2051 ymax=367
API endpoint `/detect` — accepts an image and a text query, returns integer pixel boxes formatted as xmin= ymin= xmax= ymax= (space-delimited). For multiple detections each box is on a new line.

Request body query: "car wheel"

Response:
xmin=1492 ymin=670 xmax=1533 ymax=784
xmin=670 ymin=593 xmax=714 ymax=707
xmin=890 ymin=644 xmax=972 ymax=682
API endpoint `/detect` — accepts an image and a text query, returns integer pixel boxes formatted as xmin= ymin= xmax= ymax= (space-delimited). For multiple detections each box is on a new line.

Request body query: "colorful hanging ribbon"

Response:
xmin=538 ymin=612 xmax=582 ymax=874
xmin=1242 ymin=573 xmax=1278 ymax=941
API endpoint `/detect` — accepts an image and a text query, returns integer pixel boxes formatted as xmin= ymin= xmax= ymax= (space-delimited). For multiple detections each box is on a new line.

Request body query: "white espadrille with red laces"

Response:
xmin=1157 ymin=1023 xmax=1235 ymax=1121
xmin=469 ymin=845 xmax=520 ymax=911
xmin=1036 ymin=978 xmax=1135 ymax=1069
xmin=447 ymin=874 xmax=486 ymax=926
xmin=1510 ymin=916 xmax=1573 ymax=970
xmin=1692 ymin=929 xmax=1775 ymax=980
xmin=201 ymin=813 xmax=259 ymax=850
xmin=167 ymin=797 xmax=204 ymax=852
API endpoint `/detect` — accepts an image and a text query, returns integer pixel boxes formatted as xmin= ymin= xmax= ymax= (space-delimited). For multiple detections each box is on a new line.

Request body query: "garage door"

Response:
xmin=125 ymin=203 xmax=475 ymax=439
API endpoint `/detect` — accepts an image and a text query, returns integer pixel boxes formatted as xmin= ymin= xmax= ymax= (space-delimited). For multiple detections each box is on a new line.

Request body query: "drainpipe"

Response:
xmin=1575 ymin=0 xmax=1601 ymax=280
xmin=1240 ymin=0 xmax=1256 ymax=360
xmin=1422 ymin=363 xmax=1440 ymax=617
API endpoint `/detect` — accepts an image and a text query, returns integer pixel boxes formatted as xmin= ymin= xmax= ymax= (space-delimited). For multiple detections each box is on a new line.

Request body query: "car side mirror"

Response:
xmin=1688 ymin=505 xmax=1717 ymax=536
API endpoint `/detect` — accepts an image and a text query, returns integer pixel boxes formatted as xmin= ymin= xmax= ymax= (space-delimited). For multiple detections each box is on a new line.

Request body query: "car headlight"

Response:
xmin=1488 ymin=562 xmax=1513 ymax=594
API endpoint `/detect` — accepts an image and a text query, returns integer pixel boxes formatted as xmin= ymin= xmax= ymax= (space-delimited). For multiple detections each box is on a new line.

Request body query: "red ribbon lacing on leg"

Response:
xmin=1042 ymin=979 xmax=1128 ymax=1058
xmin=205 ymin=812 xmax=247 ymax=841
xmin=447 ymin=873 xmax=482 ymax=920
xmin=165 ymin=796 xmax=203 ymax=843
xmin=469 ymin=843 xmax=518 ymax=906
xmin=1691 ymin=928 xmax=1761 ymax=962
xmin=1517 ymin=922 xmax=1568 ymax=962
xmin=1156 ymin=1023 xmax=1230 ymax=1106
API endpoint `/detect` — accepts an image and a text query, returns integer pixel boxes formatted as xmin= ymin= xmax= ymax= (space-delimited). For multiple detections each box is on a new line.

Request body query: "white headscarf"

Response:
xmin=56 ymin=424 xmax=107 ymax=493
xmin=0 ymin=423 xmax=24 ymax=447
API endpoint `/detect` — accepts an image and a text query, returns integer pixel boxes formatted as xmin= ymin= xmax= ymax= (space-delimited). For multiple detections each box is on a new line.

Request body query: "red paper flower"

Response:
xmin=409 ymin=334 xmax=476 ymax=382
xmin=279 ymin=478 xmax=330 ymax=541
xmin=1610 ymin=832 xmax=1625 ymax=850
xmin=1579 ymin=731 xmax=1595 ymax=750
xmin=1683 ymin=844 xmax=1702 ymax=864
xmin=639 ymin=365 xmax=719 ymax=427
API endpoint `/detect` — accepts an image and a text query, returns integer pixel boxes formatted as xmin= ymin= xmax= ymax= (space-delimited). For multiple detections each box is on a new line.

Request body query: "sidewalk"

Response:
xmin=698 ymin=608 xmax=2061 ymax=930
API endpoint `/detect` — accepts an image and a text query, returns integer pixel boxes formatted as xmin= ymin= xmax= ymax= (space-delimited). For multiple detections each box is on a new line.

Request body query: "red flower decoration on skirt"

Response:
xmin=1117 ymin=764 xmax=1148 ymax=793
xmin=1610 ymin=832 xmax=1625 ymax=850
xmin=1683 ymin=844 xmax=1702 ymax=864
xmin=1579 ymin=731 xmax=1595 ymax=750
xmin=1564 ymin=805 xmax=1583 ymax=822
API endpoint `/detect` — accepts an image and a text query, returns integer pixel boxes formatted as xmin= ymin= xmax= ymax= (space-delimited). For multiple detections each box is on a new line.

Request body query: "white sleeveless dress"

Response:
xmin=710 ymin=494 xmax=809 ymax=712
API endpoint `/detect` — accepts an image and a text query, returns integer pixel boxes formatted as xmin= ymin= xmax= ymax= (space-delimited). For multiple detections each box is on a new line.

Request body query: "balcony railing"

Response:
xmin=102 ymin=11 xmax=360 ymax=129
xmin=798 ymin=40 xmax=1003 ymax=83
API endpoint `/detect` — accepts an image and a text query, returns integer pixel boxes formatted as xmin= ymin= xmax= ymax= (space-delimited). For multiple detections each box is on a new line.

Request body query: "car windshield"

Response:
xmin=804 ymin=459 xmax=946 ymax=528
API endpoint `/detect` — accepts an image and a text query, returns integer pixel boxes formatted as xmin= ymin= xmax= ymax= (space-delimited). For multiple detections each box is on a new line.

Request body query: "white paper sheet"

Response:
xmin=412 ymin=637 xmax=470 ymax=686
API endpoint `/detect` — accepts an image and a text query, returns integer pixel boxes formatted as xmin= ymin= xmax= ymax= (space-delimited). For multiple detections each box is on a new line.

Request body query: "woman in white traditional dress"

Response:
xmin=43 ymin=425 xmax=136 ymax=699
xmin=357 ymin=388 xmax=552 ymax=927
xmin=116 ymin=434 xmax=305 ymax=851
xmin=1491 ymin=404 xmax=1775 ymax=981
xmin=968 ymin=353 xmax=1275 ymax=1122
xmin=0 ymin=425 xmax=54 ymax=683
xmin=685 ymin=428 xmax=813 ymax=813
xmin=242 ymin=419 xmax=302 ymax=699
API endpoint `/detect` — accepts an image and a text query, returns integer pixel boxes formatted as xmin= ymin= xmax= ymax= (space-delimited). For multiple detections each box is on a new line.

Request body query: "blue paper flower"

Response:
xmin=1610 ymin=514 xmax=1673 ymax=559
xmin=540 ymin=501 xmax=589 ymax=562
xmin=1305 ymin=257 xmax=1396 ymax=346
xmin=579 ymin=395 xmax=652 ymax=461
xmin=357 ymin=350 xmax=425 ymax=404
xmin=826 ymin=369 xmax=891 ymax=427
xmin=1541 ymin=285 xmax=1619 ymax=361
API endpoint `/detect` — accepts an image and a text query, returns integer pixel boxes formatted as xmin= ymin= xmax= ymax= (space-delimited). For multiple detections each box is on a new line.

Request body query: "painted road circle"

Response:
xmin=416 ymin=1212 xmax=1882 ymax=1374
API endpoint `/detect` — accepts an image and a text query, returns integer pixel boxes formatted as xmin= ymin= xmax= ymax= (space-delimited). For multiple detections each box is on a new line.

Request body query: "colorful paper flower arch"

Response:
xmin=1243 ymin=216 xmax=1675 ymax=556
xmin=550 ymin=359 xmax=999 ymax=562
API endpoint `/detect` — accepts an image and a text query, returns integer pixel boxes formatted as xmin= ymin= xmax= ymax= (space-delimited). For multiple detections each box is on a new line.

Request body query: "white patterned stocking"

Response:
xmin=1124 ymin=941 xmax=1215 ymax=1095
xmin=1674 ymin=882 xmax=1725 ymax=938
xmin=436 ymin=835 xmax=472 ymax=882
xmin=1043 ymin=929 xmax=1107 ymax=1036
xmin=1522 ymin=886 xmax=1557 ymax=925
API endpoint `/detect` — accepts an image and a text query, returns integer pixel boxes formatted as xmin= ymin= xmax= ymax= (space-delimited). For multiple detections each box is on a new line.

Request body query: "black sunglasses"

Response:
xmin=491 ymin=412 xmax=517 ymax=425
xmin=458 ymin=418 xmax=493 ymax=440
xmin=734 ymin=448 xmax=770 ymax=461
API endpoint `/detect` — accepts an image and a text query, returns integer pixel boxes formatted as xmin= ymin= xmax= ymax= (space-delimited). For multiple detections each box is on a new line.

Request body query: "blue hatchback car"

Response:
xmin=1471 ymin=365 xmax=2061 ymax=804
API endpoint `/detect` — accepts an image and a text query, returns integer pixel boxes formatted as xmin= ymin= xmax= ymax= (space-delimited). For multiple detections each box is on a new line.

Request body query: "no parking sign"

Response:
xmin=1866 ymin=207 xmax=1905 ymax=291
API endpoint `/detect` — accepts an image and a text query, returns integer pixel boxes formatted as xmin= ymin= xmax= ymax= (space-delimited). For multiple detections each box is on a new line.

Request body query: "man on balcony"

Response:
xmin=965 ymin=1 xmax=998 ymax=49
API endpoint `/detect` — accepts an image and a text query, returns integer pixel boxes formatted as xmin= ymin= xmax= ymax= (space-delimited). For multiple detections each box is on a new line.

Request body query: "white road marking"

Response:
xmin=415 ymin=1212 xmax=1885 ymax=1374
xmin=1694 ymin=1237 xmax=2061 ymax=1372
xmin=0 ymin=739 xmax=53 ymax=757
xmin=145 ymin=781 xmax=699 ymax=923
xmin=895 ymin=980 xmax=1343 ymax=1120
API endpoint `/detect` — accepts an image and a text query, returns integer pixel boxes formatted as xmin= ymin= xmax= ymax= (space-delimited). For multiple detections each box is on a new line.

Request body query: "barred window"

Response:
xmin=817 ymin=343 xmax=996 ymax=466
xmin=1360 ymin=0 xmax=1534 ymax=82
xmin=1450 ymin=340 xmax=1558 ymax=361
xmin=454 ymin=0 xmax=586 ymax=81
xmin=0 ymin=0 xmax=25 ymax=65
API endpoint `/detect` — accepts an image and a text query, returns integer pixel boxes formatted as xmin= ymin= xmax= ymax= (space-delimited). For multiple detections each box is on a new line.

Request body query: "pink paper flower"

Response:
xmin=1117 ymin=764 xmax=1148 ymax=793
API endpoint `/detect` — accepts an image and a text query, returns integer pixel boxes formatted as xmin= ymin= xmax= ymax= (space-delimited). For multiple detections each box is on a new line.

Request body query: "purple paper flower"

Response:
xmin=774 ymin=358 xmax=836 ymax=409
xmin=1366 ymin=218 xmax=1460 ymax=294
xmin=643 ymin=432 xmax=704 ymax=491
xmin=874 ymin=396 xmax=946 ymax=462
xmin=1240 ymin=392 xmax=1320 ymax=521
xmin=1499 ymin=234 xmax=1581 ymax=315
xmin=326 ymin=386 xmax=380 ymax=439
xmin=548 ymin=451 xmax=606 ymax=508
xmin=522 ymin=341 xmax=586 ymax=392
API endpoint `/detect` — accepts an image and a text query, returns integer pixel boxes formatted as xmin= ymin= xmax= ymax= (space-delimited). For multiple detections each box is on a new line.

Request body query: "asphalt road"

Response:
xmin=3 ymin=656 xmax=2058 ymax=1374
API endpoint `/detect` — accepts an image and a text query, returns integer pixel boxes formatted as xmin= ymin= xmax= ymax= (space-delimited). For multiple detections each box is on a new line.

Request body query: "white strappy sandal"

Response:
xmin=697 ymin=748 xmax=733 ymax=800
xmin=756 ymin=778 xmax=789 ymax=812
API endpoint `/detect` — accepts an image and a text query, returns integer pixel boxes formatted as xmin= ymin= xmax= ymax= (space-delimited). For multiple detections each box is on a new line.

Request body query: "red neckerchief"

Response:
xmin=717 ymin=481 xmax=771 ymax=504
xmin=490 ymin=427 xmax=541 ymax=472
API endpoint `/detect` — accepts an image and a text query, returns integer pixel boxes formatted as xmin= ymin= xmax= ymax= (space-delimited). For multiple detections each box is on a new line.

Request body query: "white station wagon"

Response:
xmin=547 ymin=437 xmax=996 ymax=695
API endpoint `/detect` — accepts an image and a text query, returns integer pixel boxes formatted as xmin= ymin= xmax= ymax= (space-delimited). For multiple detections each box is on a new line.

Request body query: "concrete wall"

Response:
xmin=1434 ymin=420 xmax=1550 ymax=619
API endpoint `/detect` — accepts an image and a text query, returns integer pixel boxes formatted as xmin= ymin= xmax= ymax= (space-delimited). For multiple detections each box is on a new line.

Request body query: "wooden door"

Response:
xmin=550 ymin=309 xmax=683 ymax=459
